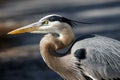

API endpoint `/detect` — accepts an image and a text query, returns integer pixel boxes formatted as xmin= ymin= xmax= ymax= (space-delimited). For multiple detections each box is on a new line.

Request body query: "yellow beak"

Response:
xmin=8 ymin=22 xmax=39 ymax=34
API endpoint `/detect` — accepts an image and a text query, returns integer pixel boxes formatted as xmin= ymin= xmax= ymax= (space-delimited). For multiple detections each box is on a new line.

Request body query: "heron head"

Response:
xmin=8 ymin=14 xmax=90 ymax=34
xmin=8 ymin=14 xmax=74 ymax=34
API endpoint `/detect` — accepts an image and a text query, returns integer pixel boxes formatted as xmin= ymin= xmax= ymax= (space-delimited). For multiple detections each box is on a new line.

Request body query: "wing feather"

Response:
xmin=72 ymin=35 xmax=120 ymax=79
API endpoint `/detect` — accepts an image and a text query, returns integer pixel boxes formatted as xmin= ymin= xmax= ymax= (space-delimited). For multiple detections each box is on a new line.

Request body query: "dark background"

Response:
xmin=0 ymin=0 xmax=120 ymax=80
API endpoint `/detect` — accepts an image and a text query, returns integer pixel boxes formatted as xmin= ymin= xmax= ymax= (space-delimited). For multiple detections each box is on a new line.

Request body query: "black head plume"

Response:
xmin=41 ymin=14 xmax=93 ymax=26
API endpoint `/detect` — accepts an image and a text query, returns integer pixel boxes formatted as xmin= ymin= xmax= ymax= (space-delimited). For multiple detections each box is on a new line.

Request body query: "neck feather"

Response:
xmin=39 ymin=26 xmax=74 ymax=68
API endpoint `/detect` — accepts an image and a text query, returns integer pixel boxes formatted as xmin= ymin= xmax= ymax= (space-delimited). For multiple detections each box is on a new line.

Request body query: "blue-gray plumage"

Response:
xmin=72 ymin=35 xmax=120 ymax=80
xmin=8 ymin=14 xmax=120 ymax=80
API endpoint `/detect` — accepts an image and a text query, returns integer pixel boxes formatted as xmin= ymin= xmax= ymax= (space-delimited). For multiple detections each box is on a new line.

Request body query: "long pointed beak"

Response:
xmin=8 ymin=22 xmax=39 ymax=34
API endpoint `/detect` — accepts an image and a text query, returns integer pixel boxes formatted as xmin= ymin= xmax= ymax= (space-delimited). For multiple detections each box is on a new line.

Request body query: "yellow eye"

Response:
xmin=45 ymin=20 xmax=49 ymax=24
xmin=42 ymin=20 xmax=49 ymax=25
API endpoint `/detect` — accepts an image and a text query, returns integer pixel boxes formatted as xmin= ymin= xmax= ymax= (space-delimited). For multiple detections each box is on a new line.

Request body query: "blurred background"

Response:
xmin=0 ymin=0 xmax=120 ymax=80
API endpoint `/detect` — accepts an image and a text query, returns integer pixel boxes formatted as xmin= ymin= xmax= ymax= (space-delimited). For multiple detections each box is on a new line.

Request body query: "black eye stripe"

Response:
xmin=46 ymin=16 xmax=72 ymax=26
xmin=40 ymin=14 xmax=91 ymax=27
xmin=48 ymin=16 xmax=62 ymax=21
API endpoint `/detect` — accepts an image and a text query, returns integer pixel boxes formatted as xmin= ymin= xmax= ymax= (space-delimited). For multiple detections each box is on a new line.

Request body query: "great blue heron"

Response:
xmin=8 ymin=14 xmax=120 ymax=80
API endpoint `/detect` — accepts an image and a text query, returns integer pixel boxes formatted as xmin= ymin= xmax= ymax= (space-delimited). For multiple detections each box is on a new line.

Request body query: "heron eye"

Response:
xmin=42 ymin=20 xmax=49 ymax=25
